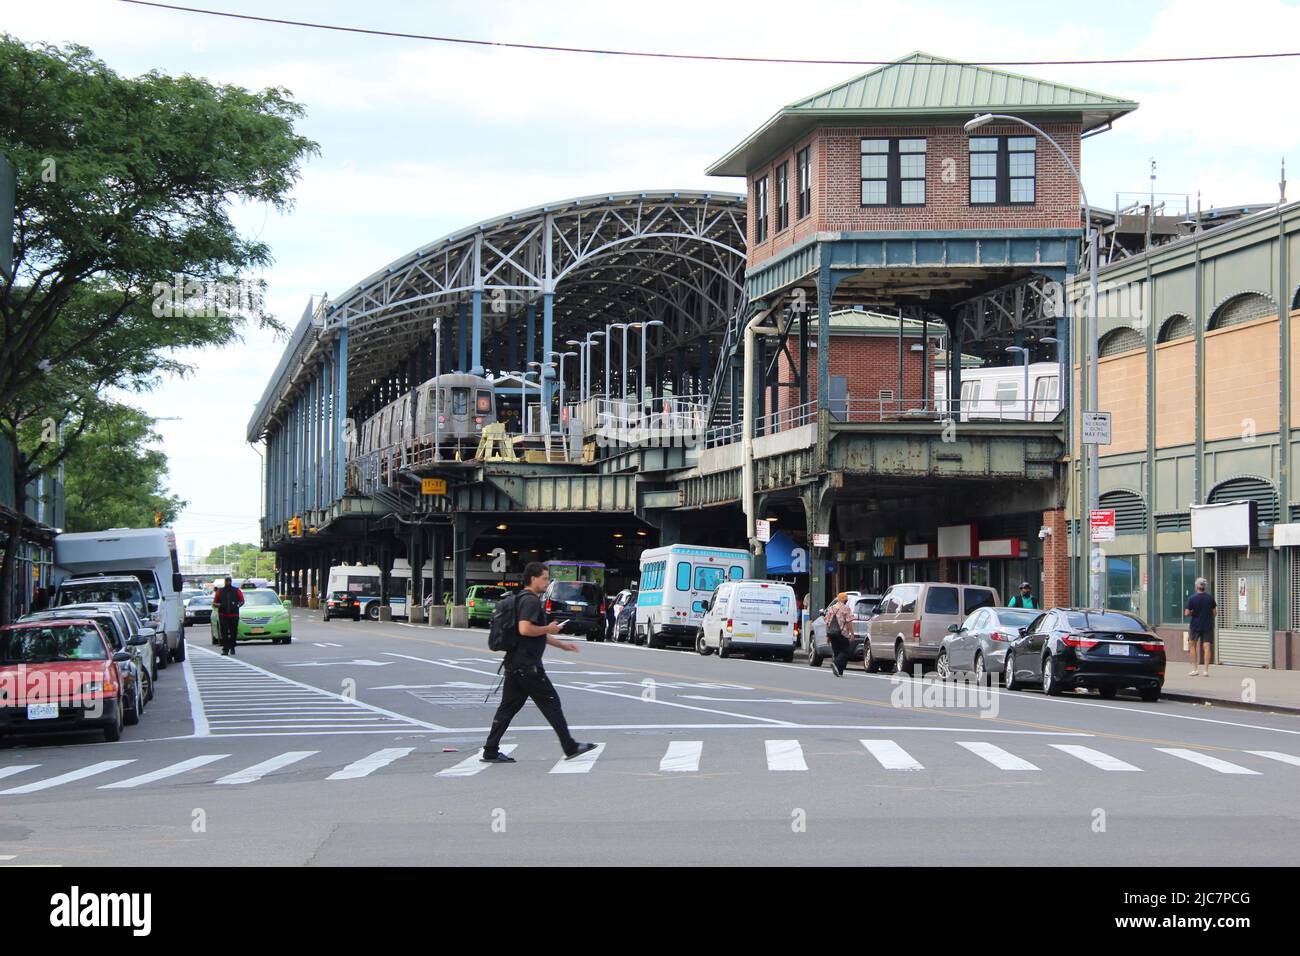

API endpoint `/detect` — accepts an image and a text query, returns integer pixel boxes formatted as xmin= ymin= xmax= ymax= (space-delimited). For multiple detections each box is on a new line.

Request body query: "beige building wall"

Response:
xmin=1204 ymin=316 xmax=1279 ymax=442
xmin=1154 ymin=338 xmax=1196 ymax=448
xmin=1098 ymin=349 xmax=1148 ymax=456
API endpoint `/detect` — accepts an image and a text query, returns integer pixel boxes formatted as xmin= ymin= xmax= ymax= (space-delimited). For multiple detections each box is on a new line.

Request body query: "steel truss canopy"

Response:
xmin=248 ymin=190 xmax=747 ymax=442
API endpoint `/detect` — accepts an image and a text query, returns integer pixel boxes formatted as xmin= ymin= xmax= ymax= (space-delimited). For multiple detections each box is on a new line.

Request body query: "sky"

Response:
xmin=5 ymin=0 xmax=1298 ymax=561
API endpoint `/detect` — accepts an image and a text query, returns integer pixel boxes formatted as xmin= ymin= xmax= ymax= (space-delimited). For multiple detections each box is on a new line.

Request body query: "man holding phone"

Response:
xmin=481 ymin=562 xmax=597 ymax=763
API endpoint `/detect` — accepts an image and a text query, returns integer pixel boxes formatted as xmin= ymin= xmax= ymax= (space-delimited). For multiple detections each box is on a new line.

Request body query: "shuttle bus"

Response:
xmin=634 ymin=544 xmax=751 ymax=649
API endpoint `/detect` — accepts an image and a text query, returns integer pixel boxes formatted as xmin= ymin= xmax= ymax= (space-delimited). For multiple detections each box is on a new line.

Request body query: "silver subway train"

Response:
xmin=355 ymin=373 xmax=498 ymax=458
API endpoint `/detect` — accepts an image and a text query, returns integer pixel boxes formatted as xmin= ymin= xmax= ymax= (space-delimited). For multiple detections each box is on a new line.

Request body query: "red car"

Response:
xmin=0 ymin=619 xmax=129 ymax=742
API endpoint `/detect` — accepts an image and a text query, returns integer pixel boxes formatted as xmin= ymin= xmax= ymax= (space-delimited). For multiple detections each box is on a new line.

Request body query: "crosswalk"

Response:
xmin=0 ymin=738 xmax=1294 ymax=795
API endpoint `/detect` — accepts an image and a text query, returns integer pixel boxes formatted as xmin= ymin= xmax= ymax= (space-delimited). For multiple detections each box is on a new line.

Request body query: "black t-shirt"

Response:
xmin=1186 ymin=592 xmax=1216 ymax=633
xmin=508 ymin=590 xmax=548 ymax=667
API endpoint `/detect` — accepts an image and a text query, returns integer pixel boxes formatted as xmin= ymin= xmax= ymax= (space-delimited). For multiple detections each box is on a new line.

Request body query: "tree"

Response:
xmin=205 ymin=542 xmax=257 ymax=565
xmin=0 ymin=36 xmax=318 ymax=621
xmin=61 ymin=402 xmax=186 ymax=532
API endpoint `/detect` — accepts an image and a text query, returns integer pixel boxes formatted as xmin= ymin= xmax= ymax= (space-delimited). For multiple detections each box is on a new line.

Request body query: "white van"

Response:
xmin=635 ymin=545 xmax=751 ymax=649
xmin=698 ymin=579 xmax=798 ymax=662
xmin=53 ymin=528 xmax=185 ymax=662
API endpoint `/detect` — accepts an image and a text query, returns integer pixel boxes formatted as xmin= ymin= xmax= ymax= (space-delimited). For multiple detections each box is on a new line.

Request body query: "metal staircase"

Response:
xmin=703 ymin=295 xmax=749 ymax=436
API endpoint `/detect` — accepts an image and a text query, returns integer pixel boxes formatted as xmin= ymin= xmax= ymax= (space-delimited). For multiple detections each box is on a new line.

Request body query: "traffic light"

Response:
xmin=153 ymin=511 xmax=163 ymax=527
xmin=288 ymin=516 xmax=303 ymax=537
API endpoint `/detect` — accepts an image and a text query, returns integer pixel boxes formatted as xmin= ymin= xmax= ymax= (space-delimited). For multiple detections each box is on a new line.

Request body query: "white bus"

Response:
xmin=634 ymin=544 xmax=752 ymax=649
xmin=53 ymin=527 xmax=186 ymax=661
xmin=933 ymin=362 xmax=1061 ymax=422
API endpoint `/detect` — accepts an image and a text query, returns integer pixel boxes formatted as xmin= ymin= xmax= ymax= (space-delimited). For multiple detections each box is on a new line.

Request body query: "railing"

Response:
xmin=703 ymin=401 xmax=817 ymax=449
xmin=593 ymin=393 xmax=709 ymax=442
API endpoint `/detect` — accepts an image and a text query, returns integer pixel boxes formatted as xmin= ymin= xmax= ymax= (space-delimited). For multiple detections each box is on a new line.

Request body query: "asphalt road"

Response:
xmin=3 ymin=609 xmax=1300 ymax=866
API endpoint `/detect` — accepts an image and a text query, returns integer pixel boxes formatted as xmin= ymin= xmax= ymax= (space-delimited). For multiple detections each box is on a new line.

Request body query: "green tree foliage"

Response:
xmin=61 ymin=402 xmax=185 ymax=532
xmin=204 ymin=542 xmax=275 ymax=580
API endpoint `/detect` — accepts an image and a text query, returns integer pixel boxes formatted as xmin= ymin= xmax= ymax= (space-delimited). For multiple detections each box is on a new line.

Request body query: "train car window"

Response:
xmin=476 ymin=391 xmax=492 ymax=414
xmin=452 ymin=389 xmax=469 ymax=415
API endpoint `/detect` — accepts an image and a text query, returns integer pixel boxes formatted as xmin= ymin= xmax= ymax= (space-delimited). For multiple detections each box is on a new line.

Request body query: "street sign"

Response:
xmin=1090 ymin=509 xmax=1116 ymax=542
xmin=812 ymin=533 xmax=830 ymax=548
xmin=755 ymin=519 xmax=771 ymax=543
xmin=1081 ymin=411 xmax=1112 ymax=445
xmin=421 ymin=478 xmax=447 ymax=496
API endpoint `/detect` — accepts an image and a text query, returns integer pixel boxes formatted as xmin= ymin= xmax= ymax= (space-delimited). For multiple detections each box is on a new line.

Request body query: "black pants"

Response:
xmin=218 ymin=615 xmax=239 ymax=653
xmin=484 ymin=663 xmax=577 ymax=756
xmin=829 ymin=633 xmax=851 ymax=672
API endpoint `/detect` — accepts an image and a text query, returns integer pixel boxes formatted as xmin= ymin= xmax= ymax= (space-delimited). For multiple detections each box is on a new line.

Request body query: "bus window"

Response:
xmin=676 ymin=562 xmax=692 ymax=591
xmin=346 ymin=575 xmax=380 ymax=596
xmin=694 ymin=566 xmax=725 ymax=592
xmin=728 ymin=565 xmax=745 ymax=581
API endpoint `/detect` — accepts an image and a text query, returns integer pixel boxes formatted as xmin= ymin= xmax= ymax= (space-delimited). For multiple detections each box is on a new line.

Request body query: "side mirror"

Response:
xmin=112 ymin=651 xmax=132 ymax=663
xmin=173 ymin=573 xmax=184 ymax=592
xmin=138 ymin=627 xmax=156 ymax=638
xmin=947 ymin=623 xmax=961 ymax=633
xmin=148 ymin=601 xmax=160 ymax=613
xmin=1018 ymin=626 xmax=1029 ymax=637
xmin=130 ymin=635 xmax=149 ymax=646
xmin=282 ymin=599 xmax=292 ymax=609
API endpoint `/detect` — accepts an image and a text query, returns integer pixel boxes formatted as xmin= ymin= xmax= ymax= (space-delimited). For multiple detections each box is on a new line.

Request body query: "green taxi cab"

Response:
xmin=210 ymin=588 xmax=293 ymax=645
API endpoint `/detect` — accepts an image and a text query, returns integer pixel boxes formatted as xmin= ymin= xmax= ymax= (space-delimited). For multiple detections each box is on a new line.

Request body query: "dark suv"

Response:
xmin=543 ymin=580 xmax=606 ymax=641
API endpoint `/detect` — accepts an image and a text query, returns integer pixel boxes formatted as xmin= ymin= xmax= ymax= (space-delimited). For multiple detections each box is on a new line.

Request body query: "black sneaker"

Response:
xmin=831 ymin=659 xmax=844 ymax=677
xmin=480 ymin=752 xmax=516 ymax=763
xmin=564 ymin=742 xmax=598 ymax=760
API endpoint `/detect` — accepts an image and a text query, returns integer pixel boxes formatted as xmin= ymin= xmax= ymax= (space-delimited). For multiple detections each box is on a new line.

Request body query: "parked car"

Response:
xmin=465 ymin=585 xmax=510 ymax=627
xmin=59 ymin=601 xmax=163 ymax=682
xmin=543 ymin=580 xmax=606 ymax=641
xmin=0 ymin=619 xmax=130 ymax=742
xmin=209 ymin=588 xmax=294 ymax=645
xmin=865 ymin=582 xmax=1000 ymax=674
xmin=1003 ymin=608 xmax=1165 ymax=701
xmin=21 ymin=608 xmax=152 ymax=724
xmin=322 ymin=591 xmax=361 ymax=622
xmin=697 ymin=579 xmax=798 ymax=662
xmin=609 ymin=589 xmax=638 ymax=642
xmin=936 ymin=606 xmax=1043 ymax=684
xmin=185 ymin=591 xmax=214 ymax=627
xmin=808 ymin=594 xmax=881 ymax=667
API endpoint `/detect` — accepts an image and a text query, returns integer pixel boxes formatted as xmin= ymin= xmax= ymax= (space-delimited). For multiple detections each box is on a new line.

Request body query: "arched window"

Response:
xmin=1292 ymin=286 xmax=1300 ymax=311
xmin=1208 ymin=291 xmax=1275 ymax=330
xmin=1098 ymin=326 xmax=1144 ymax=357
xmin=1099 ymin=489 xmax=1147 ymax=534
xmin=1156 ymin=313 xmax=1192 ymax=342
xmin=1207 ymin=476 xmax=1279 ymax=524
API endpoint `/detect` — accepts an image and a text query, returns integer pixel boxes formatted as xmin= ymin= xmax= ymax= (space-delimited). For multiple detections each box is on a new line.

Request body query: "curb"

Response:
xmin=1158 ymin=690 xmax=1300 ymax=716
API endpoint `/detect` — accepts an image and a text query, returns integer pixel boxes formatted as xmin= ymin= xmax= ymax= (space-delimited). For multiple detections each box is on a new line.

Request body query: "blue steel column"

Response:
xmin=457 ymin=302 xmax=468 ymax=373
xmin=334 ymin=324 xmax=349 ymax=501
xmin=817 ymin=260 xmax=832 ymax=410
xmin=508 ymin=317 xmax=518 ymax=371
xmin=525 ymin=303 xmax=536 ymax=364
xmin=542 ymin=291 xmax=555 ymax=420
xmin=471 ymin=288 xmax=484 ymax=375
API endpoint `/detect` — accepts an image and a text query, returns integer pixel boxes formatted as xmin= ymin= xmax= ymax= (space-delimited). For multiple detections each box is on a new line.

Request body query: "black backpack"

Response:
xmin=487 ymin=592 xmax=521 ymax=653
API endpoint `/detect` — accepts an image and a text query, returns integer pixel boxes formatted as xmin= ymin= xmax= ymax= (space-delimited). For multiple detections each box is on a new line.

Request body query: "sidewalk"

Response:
xmin=1161 ymin=664 xmax=1300 ymax=714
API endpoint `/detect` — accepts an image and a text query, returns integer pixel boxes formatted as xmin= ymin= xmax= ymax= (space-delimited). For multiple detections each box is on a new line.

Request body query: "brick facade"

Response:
xmin=1040 ymin=507 xmax=1070 ymax=608
xmin=772 ymin=329 xmax=941 ymax=416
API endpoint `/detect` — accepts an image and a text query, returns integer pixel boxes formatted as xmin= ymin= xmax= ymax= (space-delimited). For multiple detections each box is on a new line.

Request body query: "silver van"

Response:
xmin=864 ymin=582 xmax=1000 ymax=673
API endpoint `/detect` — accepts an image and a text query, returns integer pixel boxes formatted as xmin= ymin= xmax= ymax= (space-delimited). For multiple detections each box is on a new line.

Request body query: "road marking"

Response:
xmin=0 ymin=765 xmax=39 ymax=781
xmin=1050 ymin=744 xmax=1142 ymax=772
xmin=99 ymin=755 xmax=231 ymax=789
xmin=214 ymin=751 xmax=318 ymax=785
xmin=286 ymin=660 xmax=393 ymax=667
xmin=313 ymin=642 xmax=343 ymax=648
xmin=1246 ymin=750 xmax=1300 ymax=767
xmin=765 ymin=739 xmax=807 ymax=771
xmin=438 ymin=745 xmax=516 ymax=777
xmin=1 ymin=760 xmax=136 ymax=795
xmin=958 ymin=741 xmax=1040 ymax=771
xmin=182 ymin=657 xmax=210 ymax=737
xmin=327 ymin=748 xmax=416 ymax=780
xmin=550 ymin=743 xmax=605 ymax=774
xmin=861 ymin=739 xmax=925 ymax=771
xmin=680 ymin=696 xmax=836 ymax=705
xmin=1156 ymin=748 xmax=1260 ymax=775
xmin=659 ymin=741 xmax=703 ymax=773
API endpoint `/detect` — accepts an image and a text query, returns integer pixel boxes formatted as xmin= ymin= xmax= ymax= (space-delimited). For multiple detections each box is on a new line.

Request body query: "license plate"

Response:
xmin=1108 ymin=643 xmax=1130 ymax=656
xmin=249 ymin=627 xmax=267 ymax=635
xmin=569 ymin=605 xmax=583 ymax=612
xmin=26 ymin=703 xmax=58 ymax=720
xmin=765 ymin=623 xmax=786 ymax=633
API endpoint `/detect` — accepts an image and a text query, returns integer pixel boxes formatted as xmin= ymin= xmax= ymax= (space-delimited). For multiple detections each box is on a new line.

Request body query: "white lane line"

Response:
xmin=1157 ymin=748 xmax=1260 ymax=775
xmin=182 ymin=657 xmax=210 ymax=737
xmin=765 ymin=739 xmax=808 ymax=771
xmin=438 ymin=745 xmax=516 ymax=777
xmin=861 ymin=739 xmax=925 ymax=771
xmin=550 ymin=743 xmax=605 ymax=774
xmin=1246 ymin=750 xmax=1300 ymax=767
xmin=214 ymin=751 xmax=318 ymax=785
xmin=957 ymin=741 xmax=1040 ymax=771
xmin=0 ymin=766 xmax=39 ymax=781
xmin=659 ymin=741 xmax=703 ymax=773
xmin=1 ymin=760 xmax=136 ymax=795
xmin=99 ymin=755 xmax=231 ymax=789
xmin=327 ymin=748 xmax=415 ymax=780
xmin=1050 ymin=744 xmax=1142 ymax=772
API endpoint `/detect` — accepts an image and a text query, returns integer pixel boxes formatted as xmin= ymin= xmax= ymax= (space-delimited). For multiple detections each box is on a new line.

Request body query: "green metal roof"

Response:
xmin=707 ymin=52 xmax=1138 ymax=177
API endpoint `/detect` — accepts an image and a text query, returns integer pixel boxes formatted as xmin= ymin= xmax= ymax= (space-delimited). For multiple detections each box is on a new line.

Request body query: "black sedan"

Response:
xmin=323 ymin=591 xmax=362 ymax=622
xmin=185 ymin=592 xmax=213 ymax=626
xmin=1004 ymin=608 xmax=1165 ymax=701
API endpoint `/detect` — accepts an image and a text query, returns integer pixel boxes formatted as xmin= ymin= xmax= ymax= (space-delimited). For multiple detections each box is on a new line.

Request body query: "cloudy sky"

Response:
xmin=7 ymin=0 xmax=1298 ymax=561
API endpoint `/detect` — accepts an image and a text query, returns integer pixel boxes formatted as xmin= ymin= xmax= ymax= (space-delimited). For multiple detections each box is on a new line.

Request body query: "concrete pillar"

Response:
xmin=452 ymin=514 xmax=471 ymax=606
xmin=431 ymin=528 xmax=446 ymax=606
xmin=377 ymin=545 xmax=393 ymax=622
xmin=408 ymin=530 xmax=425 ymax=624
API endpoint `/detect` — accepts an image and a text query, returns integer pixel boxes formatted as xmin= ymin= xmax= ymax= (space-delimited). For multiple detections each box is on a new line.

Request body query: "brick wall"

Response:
xmin=1098 ymin=349 xmax=1148 ymax=456
xmin=1040 ymin=508 xmax=1070 ymax=608
xmin=1154 ymin=339 xmax=1196 ymax=448
xmin=746 ymin=121 xmax=1082 ymax=270
xmin=1204 ymin=317 xmax=1279 ymax=441
xmin=772 ymin=330 xmax=940 ymax=414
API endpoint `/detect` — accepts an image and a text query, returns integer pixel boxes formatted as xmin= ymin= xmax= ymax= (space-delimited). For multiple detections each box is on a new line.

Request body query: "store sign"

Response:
xmin=937 ymin=524 xmax=978 ymax=558
xmin=903 ymin=543 xmax=933 ymax=561
xmin=812 ymin=533 xmax=830 ymax=548
xmin=1081 ymin=411 xmax=1112 ymax=445
xmin=1089 ymin=510 xmax=1116 ymax=542
xmin=1190 ymin=501 xmax=1257 ymax=549
xmin=978 ymin=538 xmax=1020 ymax=557
xmin=421 ymin=478 xmax=447 ymax=496
xmin=872 ymin=536 xmax=898 ymax=558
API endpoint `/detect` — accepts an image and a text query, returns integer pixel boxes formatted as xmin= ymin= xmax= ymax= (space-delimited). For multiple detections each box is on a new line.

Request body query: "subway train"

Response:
xmin=355 ymin=373 xmax=498 ymax=458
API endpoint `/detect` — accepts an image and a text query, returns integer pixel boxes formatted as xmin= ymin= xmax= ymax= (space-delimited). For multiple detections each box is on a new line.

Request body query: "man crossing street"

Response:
xmin=213 ymin=576 xmax=244 ymax=656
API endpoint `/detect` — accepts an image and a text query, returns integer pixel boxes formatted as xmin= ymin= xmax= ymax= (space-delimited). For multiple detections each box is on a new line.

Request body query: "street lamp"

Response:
xmin=566 ymin=340 xmax=584 ymax=401
xmin=639 ymin=319 xmax=665 ymax=422
xmin=966 ymin=112 xmax=1100 ymax=609
xmin=585 ymin=330 xmax=605 ymax=401
xmin=527 ymin=360 xmax=554 ymax=434
xmin=610 ymin=322 xmax=634 ymax=403
xmin=550 ymin=350 xmax=578 ymax=433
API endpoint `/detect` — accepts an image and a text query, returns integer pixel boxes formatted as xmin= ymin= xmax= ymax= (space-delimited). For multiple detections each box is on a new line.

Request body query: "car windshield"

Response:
xmin=551 ymin=582 xmax=599 ymax=603
xmin=993 ymin=608 xmax=1041 ymax=627
xmin=1063 ymin=610 xmax=1148 ymax=631
xmin=1 ymin=625 xmax=108 ymax=663
xmin=189 ymin=593 xmax=212 ymax=607
xmin=58 ymin=582 xmax=145 ymax=614
xmin=242 ymin=591 xmax=282 ymax=607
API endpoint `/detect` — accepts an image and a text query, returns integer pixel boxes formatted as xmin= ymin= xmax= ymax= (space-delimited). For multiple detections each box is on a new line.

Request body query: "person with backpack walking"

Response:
xmin=823 ymin=591 xmax=855 ymax=678
xmin=481 ymin=561 xmax=597 ymax=764
xmin=213 ymin=576 xmax=245 ymax=656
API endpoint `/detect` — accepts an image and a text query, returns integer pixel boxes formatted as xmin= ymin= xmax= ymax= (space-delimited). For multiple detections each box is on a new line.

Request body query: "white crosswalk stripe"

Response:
xmin=861 ymin=739 xmax=925 ymax=770
xmin=958 ymin=741 xmax=1040 ymax=771
xmin=214 ymin=751 xmax=318 ymax=785
xmin=659 ymin=741 xmax=703 ymax=773
xmin=1 ymin=760 xmax=136 ymax=795
xmin=1245 ymin=750 xmax=1300 ymax=767
xmin=550 ymin=743 xmax=605 ymax=774
xmin=328 ymin=748 xmax=416 ymax=780
xmin=1050 ymin=744 xmax=1143 ymax=772
xmin=99 ymin=755 xmax=231 ymax=790
xmin=438 ymin=745 xmax=516 ymax=777
xmin=0 ymin=765 xmax=38 ymax=781
xmin=765 ymin=739 xmax=807 ymax=771
xmin=1156 ymin=748 xmax=1260 ymax=775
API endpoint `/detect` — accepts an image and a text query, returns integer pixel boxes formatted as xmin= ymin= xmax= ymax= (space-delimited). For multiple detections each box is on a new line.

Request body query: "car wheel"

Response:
xmin=936 ymin=649 xmax=951 ymax=680
xmin=157 ymin=648 xmax=168 ymax=670
xmin=366 ymin=603 xmax=380 ymax=621
xmin=863 ymin=641 xmax=881 ymax=673
xmin=895 ymin=641 xmax=911 ymax=677
xmin=1097 ymin=687 xmax=1117 ymax=700
xmin=696 ymin=629 xmax=714 ymax=656
xmin=1139 ymin=687 xmax=1160 ymax=703
xmin=781 ymin=649 xmax=795 ymax=663
xmin=173 ymin=637 xmax=185 ymax=662
xmin=1042 ymin=656 xmax=1064 ymax=696
xmin=124 ymin=684 xmax=141 ymax=726
xmin=646 ymin=629 xmax=661 ymax=649
xmin=807 ymin=640 xmax=823 ymax=666
xmin=718 ymin=638 xmax=730 ymax=659
xmin=973 ymin=653 xmax=988 ymax=687
xmin=143 ymin=668 xmax=154 ymax=703
xmin=1003 ymin=652 xmax=1019 ymax=690
xmin=104 ymin=698 xmax=123 ymax=742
